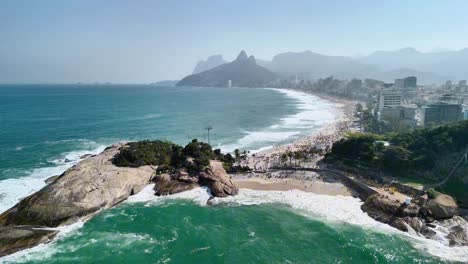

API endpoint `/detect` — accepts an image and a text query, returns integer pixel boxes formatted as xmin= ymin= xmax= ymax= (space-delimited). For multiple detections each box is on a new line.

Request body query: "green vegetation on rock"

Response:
xmin=326 ymin=121 xmax=468 ymax=205
xmin=113 ymin=139 xmax=244 ymax=175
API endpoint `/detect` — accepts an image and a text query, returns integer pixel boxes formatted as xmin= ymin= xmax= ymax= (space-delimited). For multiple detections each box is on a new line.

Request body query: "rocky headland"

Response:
xmin=0 ymin=140 xmax=239 ymax=257
xmin=361 ymin=187 xmax=468 ymax=247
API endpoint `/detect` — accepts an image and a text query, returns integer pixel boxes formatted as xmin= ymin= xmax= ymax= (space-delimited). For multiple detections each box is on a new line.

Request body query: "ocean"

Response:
xmin=0 ymin=85 xmax=465 ymax=263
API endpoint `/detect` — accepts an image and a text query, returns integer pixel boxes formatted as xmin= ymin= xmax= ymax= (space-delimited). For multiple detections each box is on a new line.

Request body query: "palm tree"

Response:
xmin=280 ymin=153 xmax=288 ymax=167
xmin=234 ymin=149 xmax=241 ymax=163
xmin=287 ymin=151 xmax=293 ymax=167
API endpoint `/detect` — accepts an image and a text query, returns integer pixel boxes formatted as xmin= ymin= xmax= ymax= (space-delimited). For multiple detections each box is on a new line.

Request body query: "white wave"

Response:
xmin=218 ymin=88 xmax=343 ymax=153
xmin=0 ymin=221 xmax=85 ymax=264
xmin=269 ymin=88 xmax=342 ymax=129
xmin=0 ymin=143 xmax=106 ymax=214
xmin=127 ymin=184 xmax=212 ymax=207
xmin=128 ymin=187 xmax=468 ymax=262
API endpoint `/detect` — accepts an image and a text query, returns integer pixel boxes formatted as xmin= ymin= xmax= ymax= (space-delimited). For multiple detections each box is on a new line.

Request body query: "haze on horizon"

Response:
xmin=1 ymin=0 xmax=468 ymax=84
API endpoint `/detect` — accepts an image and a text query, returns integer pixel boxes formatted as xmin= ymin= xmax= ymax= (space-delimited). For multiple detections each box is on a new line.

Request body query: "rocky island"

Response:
xmin=0 ymin=139 xmax=239 ymax=257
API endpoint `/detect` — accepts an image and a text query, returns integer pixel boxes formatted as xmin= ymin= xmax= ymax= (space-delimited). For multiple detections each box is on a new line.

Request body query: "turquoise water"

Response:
xmin=2 ymin=190 xmax=449 ymax=264
xmin=0 ymin=85 xmax=339 ymax=212
xmin=0 ymin=85 xmax=463 ymax=263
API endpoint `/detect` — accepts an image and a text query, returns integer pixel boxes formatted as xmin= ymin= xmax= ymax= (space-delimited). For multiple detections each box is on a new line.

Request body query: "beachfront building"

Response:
xmin=421 ymin=103 xmax=463 ymax=126
xmin=381 ymin=105 xmax=418 ymax=127
xmin=375 ymin=89 xmax=403 ymax=114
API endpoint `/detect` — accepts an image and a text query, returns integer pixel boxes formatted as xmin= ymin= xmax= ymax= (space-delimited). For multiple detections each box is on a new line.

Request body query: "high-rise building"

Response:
xmin=421 ymin=103 xmax=463 ymax=126
xmin=394 ymin=76 xmax=417 ymax=88
xmin=459 ymin=80 xmax=467 ymax=87
xmin=375 ymin=89 xmax=402 ymax=113
xmin=404 ymin=76 xmax=417 ymax=88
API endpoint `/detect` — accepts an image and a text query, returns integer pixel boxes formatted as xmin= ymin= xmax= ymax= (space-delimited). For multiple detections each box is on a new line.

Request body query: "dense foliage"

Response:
xmin=113 ymin=139 xmax=237 ymax=175
xmin=326 ymin=121 xmax=468 ymax=204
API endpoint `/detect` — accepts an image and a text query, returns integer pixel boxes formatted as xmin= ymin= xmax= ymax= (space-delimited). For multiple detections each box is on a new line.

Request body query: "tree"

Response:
xmin=294 ymin=151 xmax=303 ymax=167
xmin=234 ymin=149 xmax=241 ymax=163
xmin=287 ymin=151 xmax=293 ymax=166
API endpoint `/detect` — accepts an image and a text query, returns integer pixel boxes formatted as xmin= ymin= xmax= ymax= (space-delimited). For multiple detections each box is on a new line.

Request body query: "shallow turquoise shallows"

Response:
xmin=0 ymin=85 xmax=456 ymax=263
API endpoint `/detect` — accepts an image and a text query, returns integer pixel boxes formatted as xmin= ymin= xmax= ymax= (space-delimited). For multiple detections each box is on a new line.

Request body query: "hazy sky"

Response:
xmin=1 ymin=0 xmax=468 ymax=83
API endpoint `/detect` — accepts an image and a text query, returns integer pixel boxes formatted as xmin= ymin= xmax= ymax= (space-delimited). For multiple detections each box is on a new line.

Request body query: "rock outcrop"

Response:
xmin=153 ymin=173 xmax=199 ymax=196
xmin=199 ymin=161 xmax=239 ymax=197
xmin=153 ymin=160 xmax=238 ymax=198
xmin=426 ymin=193 xmax=458 ymax=219
xmin=0 ymin=144 xmax=155 ymax=257
xmin=362 ymin=192 xmax=468 ymax=246
xmin=0 ymin=144 xmax=155 ymax=228
xmin=0 ymin=226 xmax=58 ymax=257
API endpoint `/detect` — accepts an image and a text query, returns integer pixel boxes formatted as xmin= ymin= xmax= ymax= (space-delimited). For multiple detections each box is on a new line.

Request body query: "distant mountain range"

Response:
xmin=192 ymin=54 xmax=227 ymax=74
xmin=177 ymin=51 xmax=277 ymax=87
xmin=187 ymin=48 xmax=468 ymax=85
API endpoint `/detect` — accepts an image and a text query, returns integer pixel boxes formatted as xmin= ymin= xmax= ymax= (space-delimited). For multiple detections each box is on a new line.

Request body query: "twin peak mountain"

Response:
xmin=176 ymin=50 xmax=277 ymax=87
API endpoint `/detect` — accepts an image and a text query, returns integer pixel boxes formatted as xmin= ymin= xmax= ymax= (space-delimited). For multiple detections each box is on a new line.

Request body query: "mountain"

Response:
xmin=261 ymin=50 xmax=449 ymax=84
xmin=358 ymin=47 xmax=468 ymax=80
xmin=192 ymin=54 xmax=227 ymax=74
xmin=188 ymin=47 xmax=465 ymax=85
xmin=151 ymin=80 xmax=178 ymax=86
xmin=177 ymin=51 xmax=278 ymax=87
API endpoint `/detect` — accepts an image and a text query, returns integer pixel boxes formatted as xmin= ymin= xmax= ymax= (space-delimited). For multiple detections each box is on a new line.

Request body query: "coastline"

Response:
xmin=232 ymin=175 xmax=352 ymax=196
xmin=238 ymin=88 xmax=358 ymax=175
xmin=1 ymin=89 xmax=467 ymax=263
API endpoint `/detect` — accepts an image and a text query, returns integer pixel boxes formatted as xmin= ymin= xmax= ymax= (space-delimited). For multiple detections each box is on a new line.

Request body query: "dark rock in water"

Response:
xmin=391 ymin=218 xmax=408 ymax=232
xmin=425 ymin=193 xmax=458 ymax=220
xmin=199 ymin=161 xmax=239 ymax=197
xmin=153 ymin=174 xmax=198 ymax=196
xmin=448 ymin=224 xmax=468 ymax=246
xmin=0 ymin=226 xmax=58 ymax=257
xmin=64 ymin=159 xmax=72 ymax=163
xmin=420 ymin=225 xmax=437 ymax=239
xmin=404 ymin=217 xmax=423 ymax=233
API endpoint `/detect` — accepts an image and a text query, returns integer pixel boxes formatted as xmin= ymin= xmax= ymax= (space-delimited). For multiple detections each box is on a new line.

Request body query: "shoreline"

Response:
xmin=238 ymin=88 xmax=358 ymax=174
xmin=232 ymin=175 xmax=352 ymax=196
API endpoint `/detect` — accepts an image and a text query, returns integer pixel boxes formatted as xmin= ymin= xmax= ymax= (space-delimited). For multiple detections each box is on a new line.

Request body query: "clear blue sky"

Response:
xmin=1 ymin=0 xmax=468 ymax=83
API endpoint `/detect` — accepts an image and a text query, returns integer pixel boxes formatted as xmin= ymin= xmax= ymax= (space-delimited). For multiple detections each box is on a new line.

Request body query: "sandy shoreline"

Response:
xmin=233 ymin=90 xmax=358 ymax=186
xmin=229 ymin=90 xmax=359 ymax=196
xmin=233 ymin=176 xmax=352 ymax=196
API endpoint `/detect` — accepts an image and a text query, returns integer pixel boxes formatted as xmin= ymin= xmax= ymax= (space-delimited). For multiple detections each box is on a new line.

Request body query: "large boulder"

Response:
xmin=425 ymin=193 xmax=458 ymax=220
xmin=404 ymin=217 xmax=424 ymax=233
xmin=153 ymin=173 xmax=199 ymax=196
xmin=361 ymin=194 xmax=402 ymax=223
xmin=0 ymin=144 xmax=155 ymax=227
xmin=199 ymin=161 xmax=238 ymax=197
xmin=391 ymin=217 xmax=408 ymax=232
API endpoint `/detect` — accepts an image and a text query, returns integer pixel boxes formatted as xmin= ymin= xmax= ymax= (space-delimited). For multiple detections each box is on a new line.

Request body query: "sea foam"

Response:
xmin=0 ymin=142 xmax=106 ymax=214
xmin=218 ymin=88 xmax=341 ymax=153
xmin=127 ymin=186 xmax=468 ymax=263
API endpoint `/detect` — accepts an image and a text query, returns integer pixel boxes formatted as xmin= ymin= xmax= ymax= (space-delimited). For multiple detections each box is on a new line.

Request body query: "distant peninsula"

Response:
xmin=177 ymin=50 xmax=278 ymax=87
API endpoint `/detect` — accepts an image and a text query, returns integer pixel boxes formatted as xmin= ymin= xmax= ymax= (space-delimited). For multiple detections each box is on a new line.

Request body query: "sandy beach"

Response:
xmin=239 ymin=92 xmax=358 ymax=172
xmin=233 ymin=176 xmax=352 ymax=196
xmin=231 ymin=91 xmax=359 ymax=196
